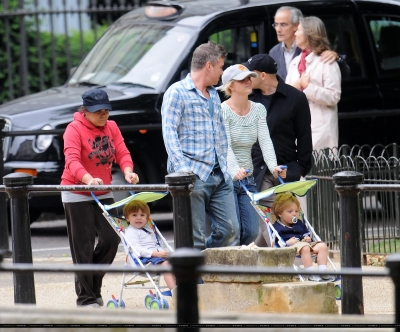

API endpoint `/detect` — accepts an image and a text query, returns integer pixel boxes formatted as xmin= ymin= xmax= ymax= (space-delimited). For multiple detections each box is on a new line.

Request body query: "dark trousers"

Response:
xmin=63 ymin=198 xmax=120 ymax=306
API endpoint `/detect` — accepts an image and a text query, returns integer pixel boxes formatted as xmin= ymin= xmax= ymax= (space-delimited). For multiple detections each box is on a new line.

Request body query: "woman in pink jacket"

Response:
xmin=61 ymin=88 xmax=139 ymax=307
xmin=286 ymin=16 xmax=341 ymax=152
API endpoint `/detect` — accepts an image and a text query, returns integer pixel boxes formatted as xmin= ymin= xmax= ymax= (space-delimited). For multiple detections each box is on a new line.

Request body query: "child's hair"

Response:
xmin=272 ymin=192 xmax=300 ymax=219
xmin=123 ymin=200 xmax=151 ymax=220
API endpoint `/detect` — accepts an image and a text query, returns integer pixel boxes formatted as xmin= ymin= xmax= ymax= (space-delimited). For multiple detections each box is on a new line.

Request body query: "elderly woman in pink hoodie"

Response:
xmin=286 ymin=16 xmax=341 ymax=152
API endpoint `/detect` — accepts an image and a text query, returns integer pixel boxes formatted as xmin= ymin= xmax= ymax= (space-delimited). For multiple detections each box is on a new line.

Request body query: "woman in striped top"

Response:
xmin=218 ymin=64 xmax=286 ymax=245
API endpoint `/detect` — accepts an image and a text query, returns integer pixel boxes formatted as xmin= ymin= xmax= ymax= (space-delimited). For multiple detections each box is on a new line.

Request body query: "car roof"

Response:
xmin=117 ymin=0 xmax=400 ymax=27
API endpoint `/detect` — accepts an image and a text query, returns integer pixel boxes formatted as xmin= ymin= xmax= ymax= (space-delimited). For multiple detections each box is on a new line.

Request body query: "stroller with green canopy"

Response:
xmin=240 ymin=177 xmax=342 ymax=300
xmin=91 ymin=191 xmax=173 ymax=309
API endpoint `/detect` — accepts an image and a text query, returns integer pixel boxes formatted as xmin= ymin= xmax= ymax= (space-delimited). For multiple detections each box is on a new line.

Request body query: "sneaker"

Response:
xmin=96 ymin=298 xmax=104 ymax=306
xmin=80 ymin=303 xmax=101 ymax=308
xmin=321 ymin=275 xmax=336 ymax=282
xmin=308 ymin=275 xmax=323 ymax=282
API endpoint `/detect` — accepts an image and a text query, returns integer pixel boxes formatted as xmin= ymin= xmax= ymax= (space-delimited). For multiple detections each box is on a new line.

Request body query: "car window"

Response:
xmin=208 ymin=25 xmax=261 ymax=68
xmin=323 ymin=16 xmax=363 ymax=79
xmin=367 ymin=16 xmax=400 ymax=72
xmin=68 ymin=24 xmax=196 ymax=88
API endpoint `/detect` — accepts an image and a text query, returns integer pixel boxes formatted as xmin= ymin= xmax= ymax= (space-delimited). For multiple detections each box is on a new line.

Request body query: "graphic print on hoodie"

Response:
xmin=88 ymin=135 xmax=116 ymax=167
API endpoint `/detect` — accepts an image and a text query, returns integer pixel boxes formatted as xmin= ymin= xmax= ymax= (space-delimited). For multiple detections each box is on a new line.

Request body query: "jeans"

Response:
xmin=190 ymin=167 xmax=239 ymax=250
xmin=233 ymin=176 xmax=261 ymax=245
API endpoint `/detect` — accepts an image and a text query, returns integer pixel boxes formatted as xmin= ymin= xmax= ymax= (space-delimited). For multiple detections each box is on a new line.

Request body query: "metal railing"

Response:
xmin=307 ymin=144 xmax=400 ymax=255
xmin=0 ymin=0 xmax=146 ymax=104
xmin=0 ymin=170 xmax=398 ymax=325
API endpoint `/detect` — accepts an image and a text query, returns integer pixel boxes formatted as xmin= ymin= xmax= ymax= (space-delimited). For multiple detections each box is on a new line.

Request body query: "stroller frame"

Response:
xmin=91 ymin=191 xmax=173 ymax=309
xmin=240 ymin=177 xmax=341 ymax=299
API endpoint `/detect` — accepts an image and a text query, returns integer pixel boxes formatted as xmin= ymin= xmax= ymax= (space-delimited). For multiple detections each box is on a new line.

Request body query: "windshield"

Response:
xmin=68 ymin=23 xmax=196 ymax=89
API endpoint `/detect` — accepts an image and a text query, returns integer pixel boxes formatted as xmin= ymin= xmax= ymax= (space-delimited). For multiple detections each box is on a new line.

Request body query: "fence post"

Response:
xmin=385 ymin=254 xmax=400 ymax=331
xmin=0 ymin=119 xmax=11 ymax=258
xmin=333 ymin=171 xmax=364 ymax=315
xmin=3 ymin=172 xmax=36 ymax=304
xmin=165 ymin=172 xmax=196 ymax=249
xmin=169 ymin=248 xmax=204 ymax=331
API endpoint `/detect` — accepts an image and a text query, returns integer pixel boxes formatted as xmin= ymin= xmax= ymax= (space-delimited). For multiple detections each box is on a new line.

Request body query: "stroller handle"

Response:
xmin=278 ymin=165 xmax=288 ymax=184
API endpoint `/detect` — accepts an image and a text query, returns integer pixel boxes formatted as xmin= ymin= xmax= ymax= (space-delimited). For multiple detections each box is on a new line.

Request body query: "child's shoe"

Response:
xmin=321 ymin=275 xmax=336 ymax=282
xmin=308 ymin=275 xmax=322 ymax=282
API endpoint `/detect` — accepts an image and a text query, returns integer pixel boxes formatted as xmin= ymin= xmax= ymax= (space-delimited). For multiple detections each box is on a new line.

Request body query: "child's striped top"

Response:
xmin=221 ymin=101 xmax=277 ymax=180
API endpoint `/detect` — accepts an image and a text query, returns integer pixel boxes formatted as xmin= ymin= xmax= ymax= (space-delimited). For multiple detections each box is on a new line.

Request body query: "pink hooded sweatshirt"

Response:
xmin=61 ymin=112 xmax=133 ymax=196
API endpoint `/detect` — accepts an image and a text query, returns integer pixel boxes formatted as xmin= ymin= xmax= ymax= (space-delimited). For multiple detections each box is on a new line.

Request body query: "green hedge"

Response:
xmin=0 ymin=0 xmax=109 ymax=104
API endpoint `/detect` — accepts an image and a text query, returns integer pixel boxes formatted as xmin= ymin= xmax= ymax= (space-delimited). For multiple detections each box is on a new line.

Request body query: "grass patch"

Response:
xmin=368 ymin=238 xmax=400 ymax=254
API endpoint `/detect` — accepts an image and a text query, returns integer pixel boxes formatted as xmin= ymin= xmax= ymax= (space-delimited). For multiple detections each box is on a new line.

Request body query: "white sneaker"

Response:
xmin=321 ymin=275 xmax=336 ymax=282
xmin=308 ymin=275 xmax=322 ymax=282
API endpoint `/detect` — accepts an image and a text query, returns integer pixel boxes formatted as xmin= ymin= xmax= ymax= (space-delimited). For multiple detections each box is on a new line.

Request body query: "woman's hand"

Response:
xmin=300 ymin=72 xmax=310 ymax=89
xmin=235 ymin=168 xmax=248 ymax=180
xmin=152 ymin=251 xmax=169 ymax=258
xmin=125 ymin=172 xmax=139 ymax=184
xmin=273 ymin=166 xmax=287 ymax=179
xmin=87 ymin=177 xmax=104 ymax=185
xmin=292 ymin=79 xmax=302 ymax=91
xmin=286 ymin=237 xmax=299 ymax=245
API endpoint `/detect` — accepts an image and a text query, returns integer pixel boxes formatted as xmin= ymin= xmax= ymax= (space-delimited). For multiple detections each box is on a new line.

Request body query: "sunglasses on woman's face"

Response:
xmin=236 ymin=76 xmax=252 ymax=83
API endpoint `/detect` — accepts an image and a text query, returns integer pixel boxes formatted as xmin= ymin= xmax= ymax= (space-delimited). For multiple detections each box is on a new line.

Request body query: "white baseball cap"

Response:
xmin=216 ymin=64 xmax=257 ymax=90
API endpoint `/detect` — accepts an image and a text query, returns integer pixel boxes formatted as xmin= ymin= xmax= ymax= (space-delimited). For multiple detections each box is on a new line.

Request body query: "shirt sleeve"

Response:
xmin=161 ymin=86 xmax=192 ymax=173
xmin=256 ymin=104 xmax=278 ymax=174
xmin=63 ymin=123 xmax=88 ymax=182
xmin=221 ymin=104 xmax=241 ymax=180
xmin=303 ymin=61 xmax=341 ymax=107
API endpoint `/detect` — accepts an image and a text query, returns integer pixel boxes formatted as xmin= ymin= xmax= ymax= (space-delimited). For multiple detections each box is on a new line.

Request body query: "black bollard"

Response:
xmin=169 ymin=248 xmax=204 ymax=332
xmin=166 ymin=172 xmax=196 ymax=249
xmin=333 ymin=171 xmax=364 ymax=315
xmin=0 ymin=119 xmax=11 ymax=258
xmin=386 ymin=254 xmax=400 ymax=332
xmin=3 ymin=172 xmax=36 ymax=304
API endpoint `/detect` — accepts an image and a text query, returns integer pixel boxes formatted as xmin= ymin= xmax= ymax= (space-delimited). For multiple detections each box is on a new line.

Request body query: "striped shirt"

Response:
xmin=161 ymin=74 xmax=230 ymax=182
xmin=221 ymin=101 xmax=277 ymax=180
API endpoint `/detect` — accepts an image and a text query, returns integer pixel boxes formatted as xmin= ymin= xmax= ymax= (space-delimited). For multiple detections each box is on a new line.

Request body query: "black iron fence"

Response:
xmin=0 ymin=171 xmax=399 ymax=328
xmin=0 ymin=0 xmax=146 ymax=104
xmin=307 ymin=144 xmax=400 ymax=255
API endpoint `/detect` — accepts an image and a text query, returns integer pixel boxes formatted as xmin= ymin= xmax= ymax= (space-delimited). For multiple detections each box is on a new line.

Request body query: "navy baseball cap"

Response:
xmin=243 ymin=54 xmax=278 ymax=74
xmin=81 ymin=89 xmax=112 ymax=113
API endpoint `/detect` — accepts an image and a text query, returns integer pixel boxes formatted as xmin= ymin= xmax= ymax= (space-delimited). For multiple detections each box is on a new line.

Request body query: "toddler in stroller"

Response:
xmin=272 ymin=192 xmax=336 ymax=282
xmin=123 ymin=200 xmax=176 ymax=292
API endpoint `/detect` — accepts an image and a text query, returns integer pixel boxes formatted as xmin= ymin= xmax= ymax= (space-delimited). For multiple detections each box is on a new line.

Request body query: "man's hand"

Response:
xmin=320 ymin=50 xmax=339 ymax=64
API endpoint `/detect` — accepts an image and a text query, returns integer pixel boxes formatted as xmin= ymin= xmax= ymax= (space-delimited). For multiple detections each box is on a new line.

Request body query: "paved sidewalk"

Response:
xmin=0 ymin=250 xmax=394 ymax=315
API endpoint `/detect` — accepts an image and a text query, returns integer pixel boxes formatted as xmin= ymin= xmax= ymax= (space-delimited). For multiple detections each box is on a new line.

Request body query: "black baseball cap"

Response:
xmin=243 ymin=54 xmax=278 ymax=74
xmin=82 ymin=88 xmax=112 ymax=113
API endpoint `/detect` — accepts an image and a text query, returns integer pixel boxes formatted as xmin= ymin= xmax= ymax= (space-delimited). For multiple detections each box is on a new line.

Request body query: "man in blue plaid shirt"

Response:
xmin=162 ymin=41 xmax=239 ymax=250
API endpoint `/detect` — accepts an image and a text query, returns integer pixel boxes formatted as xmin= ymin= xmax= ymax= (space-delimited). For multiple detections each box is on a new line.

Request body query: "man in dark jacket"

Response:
xmin=243 ymin=54 xmax=312 ymax=203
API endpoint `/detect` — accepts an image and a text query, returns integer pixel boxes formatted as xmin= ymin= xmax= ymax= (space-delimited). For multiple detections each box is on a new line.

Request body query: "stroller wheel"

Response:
xmin=119 ymin=299 xmax=126 ymax=308
xmin=150 ymin=299 xmax=162 ymax=310
xmin=162 ymin=299 xmax=169 ymax=309
xmin=106 ymin=299 xmax=119 ymax=308
xmin=144 ymin=294 xmax=154 ymax=309
xmin=335 ymin=284 xmax=342 ymax=300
